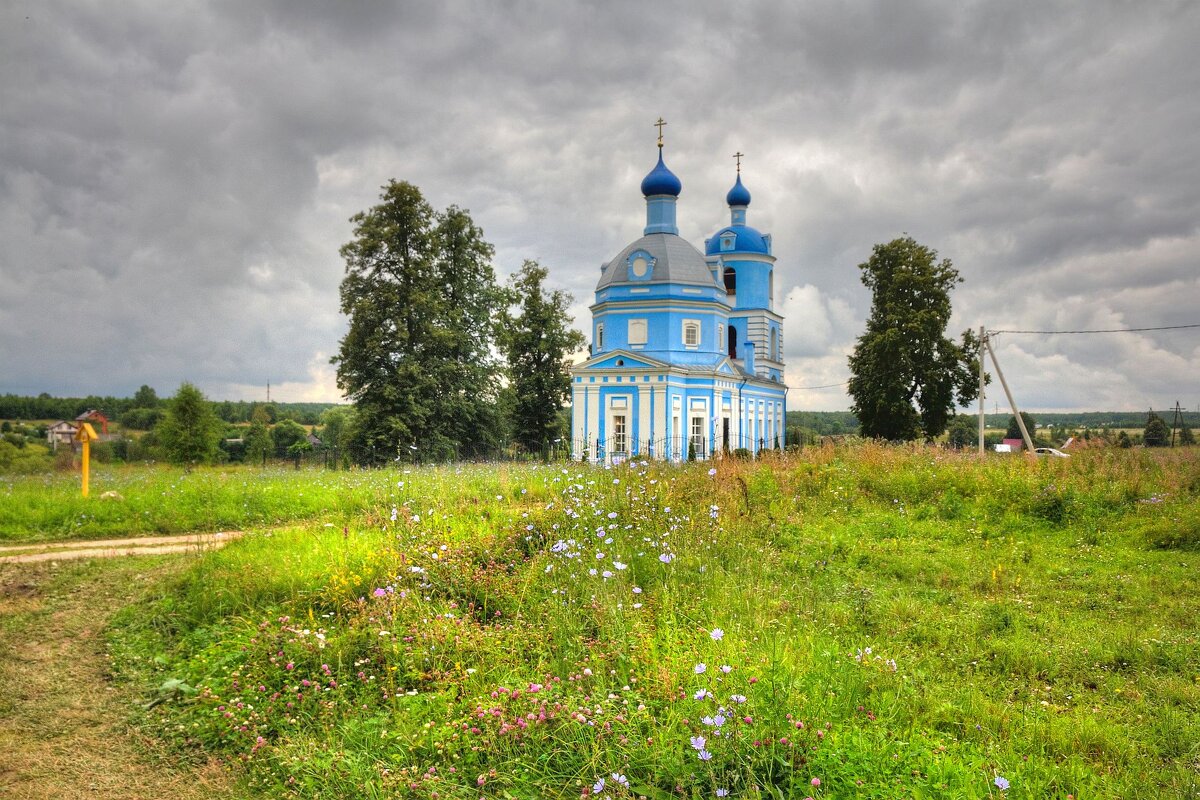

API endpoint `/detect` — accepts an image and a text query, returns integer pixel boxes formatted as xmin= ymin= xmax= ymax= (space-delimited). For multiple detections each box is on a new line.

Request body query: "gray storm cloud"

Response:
xmin=1 ymin=0 xmax=1197 ymax=410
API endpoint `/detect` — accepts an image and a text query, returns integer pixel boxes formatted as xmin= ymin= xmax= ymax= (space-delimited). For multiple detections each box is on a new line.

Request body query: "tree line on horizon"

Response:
xmin=0 ymin=389 xmax=336 ymax=427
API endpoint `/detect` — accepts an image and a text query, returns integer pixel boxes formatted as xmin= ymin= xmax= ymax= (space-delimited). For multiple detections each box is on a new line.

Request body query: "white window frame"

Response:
xmin=690 ymin=415 xmax=706 ymax=457
xmin=596 ymin=323 xmax=604 ymax=351
xmin=612 ymin=413 xmax=627 ymax=455
xmin=682 ymin=319 xmax=700 ymax=348
xmin=628 ymin=319 xmax=647 ymax=346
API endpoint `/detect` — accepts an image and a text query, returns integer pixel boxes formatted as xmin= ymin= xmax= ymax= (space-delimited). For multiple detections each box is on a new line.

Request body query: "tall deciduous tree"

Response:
xmin=946 ymin=414 xmax=979 ymax=448
xmin=847 ymin=237 xmax=983 ymax=440
xmin=244 ymin=406 xmax=273 ymax=464
xmin=271 ymin=418 xmax=308 ymax=457
xmin=1006 ymin=412 xmax=1038 ymax=441
xmin=132 ymin=384 xmax=159 ymax=408
xmin=332 ymin=181 xmax=505 ymax=462
xmin=317 ymin=406 xmax=354 ymax=453
xmin=157 ymin=382 xmax=223 ymax=465
xmin=501 ymin=261 xmax=586 ymax=454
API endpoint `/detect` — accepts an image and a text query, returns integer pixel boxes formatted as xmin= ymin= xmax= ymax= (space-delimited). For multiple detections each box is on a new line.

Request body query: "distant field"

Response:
xmin=102 ymin=446 xmax=1200 ymax=798
xmin=0 ymin=464 xmax=539 ymax=543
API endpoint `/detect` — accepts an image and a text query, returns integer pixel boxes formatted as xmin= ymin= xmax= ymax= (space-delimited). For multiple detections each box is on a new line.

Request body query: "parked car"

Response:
xmin=1034 ymin=447 xmax=1070 ymax=458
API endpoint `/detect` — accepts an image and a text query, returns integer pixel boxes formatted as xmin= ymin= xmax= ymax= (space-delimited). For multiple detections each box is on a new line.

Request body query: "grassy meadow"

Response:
xmin=0 ymin=465 xmax=398 ymax=542
xmin=100 ymin=446 xmax=1200 ymax=798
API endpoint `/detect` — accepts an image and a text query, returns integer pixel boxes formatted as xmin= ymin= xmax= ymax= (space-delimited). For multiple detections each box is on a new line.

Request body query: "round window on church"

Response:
xmin=631 ymin=256 xmax=649 ymax=277
xmin=616 ymin=359 xmax=624 ymax=366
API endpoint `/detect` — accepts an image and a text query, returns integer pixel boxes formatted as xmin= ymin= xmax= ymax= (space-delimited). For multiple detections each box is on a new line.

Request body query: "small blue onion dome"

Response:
xmin=726 ymin=174 xmax=751 ymax=206
xmin=640 ymin=151 xmax=682 ymax=197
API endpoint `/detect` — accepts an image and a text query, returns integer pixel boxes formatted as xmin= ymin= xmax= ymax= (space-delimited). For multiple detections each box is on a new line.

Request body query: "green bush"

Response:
xmin=1144 ymin=515 xmax=1200 ymax=550
xmin=0 ymin=440 xmax=52 ymax=473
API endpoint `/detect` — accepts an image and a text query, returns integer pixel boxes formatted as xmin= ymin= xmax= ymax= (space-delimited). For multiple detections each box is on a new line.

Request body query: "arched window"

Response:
xmin=770 ymin=327 xmax=777 ymax=361
xmin=727 ymin=325 xmax=738 ymax=359
xmin=723 ymin=267 xmax=736 ymax=295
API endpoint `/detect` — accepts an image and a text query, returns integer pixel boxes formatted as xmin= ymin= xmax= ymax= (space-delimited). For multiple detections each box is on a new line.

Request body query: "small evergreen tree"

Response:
xmin=157 ymin=382 xmax=223 ymax=465
xmin=1143 ymin=411 xmax=1170 ymax=447
xmin=1179 ymin=421 xmax=1195 ymax=446
xmin=1117 ymin=430 xmax=1132 ymax=449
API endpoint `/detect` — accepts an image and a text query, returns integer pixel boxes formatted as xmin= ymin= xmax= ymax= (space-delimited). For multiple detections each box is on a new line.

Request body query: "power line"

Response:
xmin=783 ymin=321 xmax=1200 ymax=391
xmin=989 ymin=323 xmax=1200 ymax=336
xmin=787 ymin=380 xmax=849 ymax=391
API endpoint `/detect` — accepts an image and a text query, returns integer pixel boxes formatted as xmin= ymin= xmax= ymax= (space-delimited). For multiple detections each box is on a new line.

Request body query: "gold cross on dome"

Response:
xmin=654 ymin=117 xmax=667 ymax=148
xmin=733 ymin=151 xmax=744 ymax=173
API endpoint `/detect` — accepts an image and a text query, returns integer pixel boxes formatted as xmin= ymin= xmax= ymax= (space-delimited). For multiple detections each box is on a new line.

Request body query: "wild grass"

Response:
xmin=108 ymin=445 xmax=1200 ymax=798
xmin=0 ymin=462 xmax=544 ymax=542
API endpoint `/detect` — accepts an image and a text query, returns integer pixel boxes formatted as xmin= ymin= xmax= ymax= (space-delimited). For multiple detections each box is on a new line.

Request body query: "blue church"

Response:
xmin=570 ymin=128 xmax=787 ymax=462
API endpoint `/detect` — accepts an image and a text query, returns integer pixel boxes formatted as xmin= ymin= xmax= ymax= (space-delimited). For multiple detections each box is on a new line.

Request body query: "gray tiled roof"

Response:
xmin=596 ymin=233 xmax=721 ymax=291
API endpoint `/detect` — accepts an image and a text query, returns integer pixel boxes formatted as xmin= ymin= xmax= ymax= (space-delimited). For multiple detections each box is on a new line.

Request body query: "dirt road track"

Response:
xmin=0 ymin=531 xmax=244 ymax=564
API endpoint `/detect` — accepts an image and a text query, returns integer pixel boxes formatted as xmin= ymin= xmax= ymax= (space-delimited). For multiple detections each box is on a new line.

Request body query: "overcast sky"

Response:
xmin=3 ymin=1 xmax=1198 ymax=412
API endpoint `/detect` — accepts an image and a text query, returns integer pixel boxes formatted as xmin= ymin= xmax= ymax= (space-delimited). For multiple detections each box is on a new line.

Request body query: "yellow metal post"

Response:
xmin=74 ymin=423 xmax=98 ymax=497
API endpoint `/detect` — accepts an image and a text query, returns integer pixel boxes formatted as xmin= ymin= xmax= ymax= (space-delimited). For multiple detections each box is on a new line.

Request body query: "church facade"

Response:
xmin=570 ymin=135 xmax=787 ymax=462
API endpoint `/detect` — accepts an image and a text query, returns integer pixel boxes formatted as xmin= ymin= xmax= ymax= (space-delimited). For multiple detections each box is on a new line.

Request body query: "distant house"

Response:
xmin=1001 ymin=438 xmax=1025 ymax=451
xmin=305 ymin=433 xmax=323 ymax=448
xmin=47 ymin=421 xmax=79 ymax=448
xmin=75 ymin=409 xmax=110 ymax=435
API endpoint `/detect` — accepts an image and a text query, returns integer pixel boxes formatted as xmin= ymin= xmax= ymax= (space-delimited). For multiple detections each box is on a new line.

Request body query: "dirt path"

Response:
xmin=0 ymin=556 xmax=244 ymax=799
xmin=0 ymin=531 xmax=243 ymax=564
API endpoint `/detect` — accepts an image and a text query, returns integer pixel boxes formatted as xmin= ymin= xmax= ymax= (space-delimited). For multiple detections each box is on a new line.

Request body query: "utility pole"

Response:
xmin=982 ymin=335 xmax=1035 ymax=453
xmin=978 ymin=325 xmax=986 ymax=456
xmin=1171 ymin=400 xmax=1183 ymax=448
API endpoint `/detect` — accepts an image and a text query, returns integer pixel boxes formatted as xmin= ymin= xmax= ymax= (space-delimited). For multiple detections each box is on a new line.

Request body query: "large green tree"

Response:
xmin=317 ymin=406 xmax=354 ymax=453
xmin=132 ymin=384 xmax=159 ymax=408
xmin=332 ymin=181 xmax=505 ymax=462
xmin=946 ymin=414 xmax=979 ymax=448
xmin=271 ymin=418 xmax=308 ymax=457
xmin=500 ymin=260 xmax=586 ymax=454
xmin=1005 ymin=412 xmax=1038 ymax=442
xmin=157 ymin=382 xmax=223 ymax=465
xmin=847 ymin=237 xmax=983 ymax=440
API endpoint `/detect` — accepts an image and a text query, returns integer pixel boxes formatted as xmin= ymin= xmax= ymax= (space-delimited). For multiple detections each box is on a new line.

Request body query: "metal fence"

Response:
xmin=569 ymin=433 xmax=782 ymax=464
xmin=226 ymin=432 xmax=788 ymax=470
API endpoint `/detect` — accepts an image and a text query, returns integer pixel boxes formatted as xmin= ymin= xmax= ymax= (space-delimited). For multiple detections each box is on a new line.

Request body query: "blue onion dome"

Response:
xmin=726 ymin=174 xmax=751 ymax=207
xmin=704 ymin=225 xmax=770 ymax=256
xmin=640 ymin=151 xmax=682 ymax=197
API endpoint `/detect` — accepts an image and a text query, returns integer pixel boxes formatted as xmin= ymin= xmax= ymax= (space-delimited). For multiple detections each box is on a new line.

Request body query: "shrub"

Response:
xmin=1145 ymin=515 xmax=1200 ymax=550
xmin=0 ymin=440 xmax=52 ymax=473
